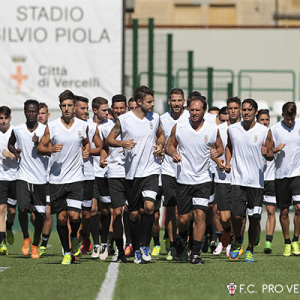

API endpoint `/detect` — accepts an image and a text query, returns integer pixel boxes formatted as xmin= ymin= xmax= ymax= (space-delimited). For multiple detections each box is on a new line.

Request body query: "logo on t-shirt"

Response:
xmin=254 ymin=135 xmax=258 ymax=143
xmin=150 ymin=122 xmax=153 ymax=129
xmin=204 ymin=135 xmax=208 ymax=143
xmin=78 ymin=131 xmax=82 ymax=138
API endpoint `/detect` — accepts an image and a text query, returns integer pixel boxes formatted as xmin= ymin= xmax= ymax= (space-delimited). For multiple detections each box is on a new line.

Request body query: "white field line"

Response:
xmin=0 ymin=267 xmax=10 ymax=273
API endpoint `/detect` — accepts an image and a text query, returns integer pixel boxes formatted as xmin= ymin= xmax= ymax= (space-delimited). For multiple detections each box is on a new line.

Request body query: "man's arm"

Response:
xmin=154 ymin=121 xmax=166 ymax=157
xmin=106 ymin=118 xmax=136 ymax=149
xmin=8 ymin=130 xmax=21 ymax=159
xmin=165 ymin=124 xmax=181 ymax=163
xmin=210 ymin=130 xmax=224 ymax=158
xmin=37 ymin=125 xmax=62 ymax=155
xmin=82 ymin=127 xmax=91 ymax=159
xmin=89 ymin=127 xmax=102 ymax=156
xmin=263 ymin=129 xmax=274 ymax=161
xmin=225 ymin=130 xmax=232 ymax=173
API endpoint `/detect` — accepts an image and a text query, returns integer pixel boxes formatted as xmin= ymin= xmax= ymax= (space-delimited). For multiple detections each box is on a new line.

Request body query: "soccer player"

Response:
xmin=160 ymin=88 xmax=189 ymax=260
xmin=8 ymin=100 xmax=48 ymax=259
xmin=74 ymin=96 xmax=102 ymax=255
xmin=218 ymin=106 xmax=229 ymax=124
xmin=256 ymin=109 xmax=277 ymax=254
xmin=271 ymin=102 xmax=300 ymax=256
xmin=37 ymin=90 xmax=90 ymax=264
xmin=166 ymin=94 xmax=223 ymax=264
xmin=100 ymin=94 xmax=128 ymax=262
xmin=213 ymin=97 xmax=241 ymax=255
xmin=0 ymin=106 xmax=18 ymax=255
xmin=225 ymin=99 xmax=273 ymax=262
xmin=128 ymin=97 xmax=137 ymax=111
xmin=107 ymin=85 xmax=165 ymax=264
xmin=38 ymin=103 xmax=51 ymax=124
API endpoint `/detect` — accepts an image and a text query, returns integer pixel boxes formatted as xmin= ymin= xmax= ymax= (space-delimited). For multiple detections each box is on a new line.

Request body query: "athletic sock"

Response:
xmin=216 ymin=231 xmax=223 ymax=242
xmin=170 ymin=241 xmax=176 ymax=247
xmin=230 ymin=234 xmax=234 ymax=243
xmin=153 ymin=235 xmax=160 ymax=246
xmin=292 ymin=235 xmax=299 ymax=242
xmin=100 ymin=213 xmax=111 ymax=244
xmin=192 ymin=240 xmax=203 ymax=256
xmin=32 ymin=241 xmax=39 ymax=246
xmin=115 ymin=238 xmax=124 ymax=253
xmin=6 ymin=221 xmax=13 ymax=231
xmin=246 ymin=246 xmax=253 ymax=252
xmin=224 ymin=226 xmax=231 ymax=232
xmin=23 ymin=233 xmax=30 ymax=239
xmin=0 ymin=232 xmax=6 ymax=243
xmin=70 ymin=220 xmax=81 ymax=238
xmin=41 ymin=234 xmax=50 ymax=247
xmin=164 ymin=228 xmax=169 ymax=240
xmin=140 ymin=212 xmax=154 ymax=247
xmin=123 ymin=210 xmax=132 ymax=245
xmin=109 ymin=231 xmax=114 ymax=246
xmin=57 ymin=223 xmax=70 ymax=253
xmin=178 ymin=231 xmax=188 ymax=249
xmin=128 ymin=217 xmax=141 ymax=251
xmin=266 ymin=235 xmax=273 ymax=242
xmin=90 ymin=214 xmax=100 ymax=245
xmin=285 ymin=238 xmax=291 ymax=244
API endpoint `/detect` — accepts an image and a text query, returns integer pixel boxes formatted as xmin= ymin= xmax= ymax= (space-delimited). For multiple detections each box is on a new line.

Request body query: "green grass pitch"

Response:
xmin=0 ymin=230 xmax=300 ymax=300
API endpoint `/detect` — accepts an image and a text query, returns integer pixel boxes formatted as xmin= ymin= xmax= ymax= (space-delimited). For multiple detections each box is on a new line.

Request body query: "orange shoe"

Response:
xmin=31 ymin=245 xmax=40 ymax=259
xmin=221 ymin=230 xmax=231 ymax=247
xmin=22 ymin=237 xmax=31 ymax=256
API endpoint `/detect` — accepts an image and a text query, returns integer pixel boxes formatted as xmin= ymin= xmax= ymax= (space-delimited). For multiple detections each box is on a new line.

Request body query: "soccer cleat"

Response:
xmin=80 ymin=236 xmax=92 ymax=255
xmin=134 ymin=250 xmax=142 ymax=264
xmin=124 ymin=245 xmax=133 ymax=257
xmin=6 ymin=230 xmax=14 ymax=245
xmin=210 ymin=240 xmax=217 ymax=253
xmin=0 ymin=241 xmax=8 ymax=255
xmin=229 ymin=238 xmax=243 ymax=260
xmin=164 ymin=238 xmax=170 ymax=252
xmin=264 ymin=241 xmax=272 ymax=254
xmin=22 ymin=237 xmax=31 ymax=256
xmin=166 ymin=246 xmax=177 ymax=261
xmin=61 ymin=252 xmax=72 ymax=265
xmin=190 ymin=254 xmax=204 ymax=265
xmin=291 ymin=241 xmax=300 ymax=256
xmin=239 ymin=244 xmax=244 ymax=256
xmin=99 ymin=243 xmax=108 ymax=260
xmin=151 ymin=245 xmax=161 ymax=256
xmin=71 ymin=237 xmax=80 ymax=257
xmin=283 ymin=244 xmax=292 ymax=257
xmin=245 ymin=250 xmax=254 ymax=262
xmin=202 ymin=235 xmax=209 ymax=253
xmin=116 ymin=252 xmax=127 ymax=263
xmin=178 ymin=245 xmax=188 ymax=262
xmin=39 ymin=246 xmax=47 ymax=256
xmin=31 ymin=245 xmax=40 ymax=259
xmin=140 ymin=246 xmax=151 ymax=262
xmin=221 ymin=230 xmax=231 ymax=247
xmin=226 ymin=244 xmax=231 ymax=257
xmin=213 ymin=242 xmax=223 ymax=255
xmin=91 ymin=245 xmax=100 ymax=259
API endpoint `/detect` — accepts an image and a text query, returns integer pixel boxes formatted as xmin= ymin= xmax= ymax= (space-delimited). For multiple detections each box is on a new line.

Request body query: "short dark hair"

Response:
xmin=39 ymin=102 xmax=48 ymax=112
xmin=256 ymin=109 xmax=270 ymax=120
xmin=112 ymin=94 xmax=127 ymax=106
xmin=169 ymin=88 xmax=184 ymax=99
xmin=208 ymin=106 xmax=219 ymax=112
xmin=219 ymin=106 xmax=228 ymax=116
xmin=187 ymin=91 xmax=207 ymax=110
xmin=242 ymin=98 xmax=258 ymax=111
xmin=92 ymin=97 xmax=108 ymax=110
xmin=134 ymin=85 xmax=154 ymax=102
xmin=59 ymin=90 xmax=75 ymax=104
xmin=282 ymin=102 xmax=297 ymax=116
xmin=128 ymin=97 xmax=135 ymax=103
xmin=227 ymin=96 xmax=241 ymax=107
xmin=24 ymin=99 xmax=39 ymax=110
xmin=108 ymin=108 xmax=114 ymax=117
xmin=74 ymin=95 xmax=89 ymax=104
xmin=0 ymin=106 xmax=11 ymax=117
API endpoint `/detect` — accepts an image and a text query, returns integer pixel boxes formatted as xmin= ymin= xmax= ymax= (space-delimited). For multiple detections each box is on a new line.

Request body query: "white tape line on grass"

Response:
xmin=96 ymin=261 xmax=120 ymax=300
xmin=0 ymin=267 xmax=9 ymax=272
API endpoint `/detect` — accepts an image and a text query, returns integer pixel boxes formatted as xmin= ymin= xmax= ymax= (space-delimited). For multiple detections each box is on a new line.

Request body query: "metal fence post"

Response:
xmin=132 ymin=19 xmax=139 ymax=95
xmin=148 ymin=18 xmax=154 ymax=90
xmin=188 ymin=51 xmax=193 ymax=95
xmin=207 ymin=67 xmax=213 ymax=107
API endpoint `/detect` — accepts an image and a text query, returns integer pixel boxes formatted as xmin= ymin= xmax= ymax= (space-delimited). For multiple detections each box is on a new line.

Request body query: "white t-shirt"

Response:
xmin=160 ymin=109 xmax=189 ymax=177
xmin=48 ymin=117 xmax=87 ymax=184
xmin=0 ymin=126 xmax=18 ymax=181
xmin=176 ymin=119 xmax=218 ymax=185
xmin=214 ymin=122 xmax=231 ymax=184
xmin=264 ymin=159 xmax=275 ymax=181
xmin=228 ymin=121 xmax=269 ymax=188
xmin=101 ymin=119 xmax=125 ymax=178
xmin=118 ymin=111 xmax=161 ymax=180
xmin=271 ymin=120 xmax=300 ymax=179
xmin=14 ymin=123 xmax=48 ymax=184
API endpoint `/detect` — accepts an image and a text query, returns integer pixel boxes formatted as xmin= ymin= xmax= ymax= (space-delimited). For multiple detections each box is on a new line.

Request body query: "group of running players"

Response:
xmin=0 ymin=86 xmax=299 ymax=265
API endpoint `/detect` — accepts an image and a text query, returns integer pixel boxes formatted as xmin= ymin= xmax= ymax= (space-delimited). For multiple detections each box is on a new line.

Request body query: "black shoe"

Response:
xmin=210 ymin=240 xmax=217 ymax=253
xmin=116 ymin=252 xmax=127 ymax=263
xmin=190 ymin=254 xmax=204 ymax=265
xmin=108 ymin=244 xmax=115 ymax=255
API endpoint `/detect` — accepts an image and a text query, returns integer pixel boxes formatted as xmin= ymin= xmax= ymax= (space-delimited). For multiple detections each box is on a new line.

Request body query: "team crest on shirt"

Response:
xmin=254 ymin=135 xmax=258 ymax=143
xmin=204 ymin=135 xmax=208 ymax=143
xmin=78 ymin=130 xmax=82 ymax=138
xmin=298 ymin=129 xmax=300 ymax=135
xmin=150 ymin=122 xmax=153 ymax=129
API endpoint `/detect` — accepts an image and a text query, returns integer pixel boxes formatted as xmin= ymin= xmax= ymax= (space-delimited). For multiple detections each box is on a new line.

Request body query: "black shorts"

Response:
xmin=275 ymin=176 xmax=300 ymax=209
xmin=162 ymin=175 xmax=177 ymax=207
xmin=94 ymin=177 xmax=111 ymax=203
xmin=0 ymin=180 xmax=17 ymax=206
xmin=176 ymin=182 xmax=211 ymax=215
xmin=82 ymin=180 xmax=94 ymax=211
xmin=263 ymin=181 xmax=276 ymax=207
xmin=231 ymin=185 xmax=263 ymax=218
xmin=108 ymin=178 xmax=126 ymax=209
xmin=17 ymin=180 xmax=47 ymax=214
xmin=46 ymin=183 xmax=50 ymax=207
xmin=215 ymin=183 xmax=231 ymax=211
xmin=154 ymin=186 xmax=163 ymax=213
xmin=125 ymin=174 xmax=159 ymax=212
xmin=50 ymin=181 xmax=84 ymax=214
